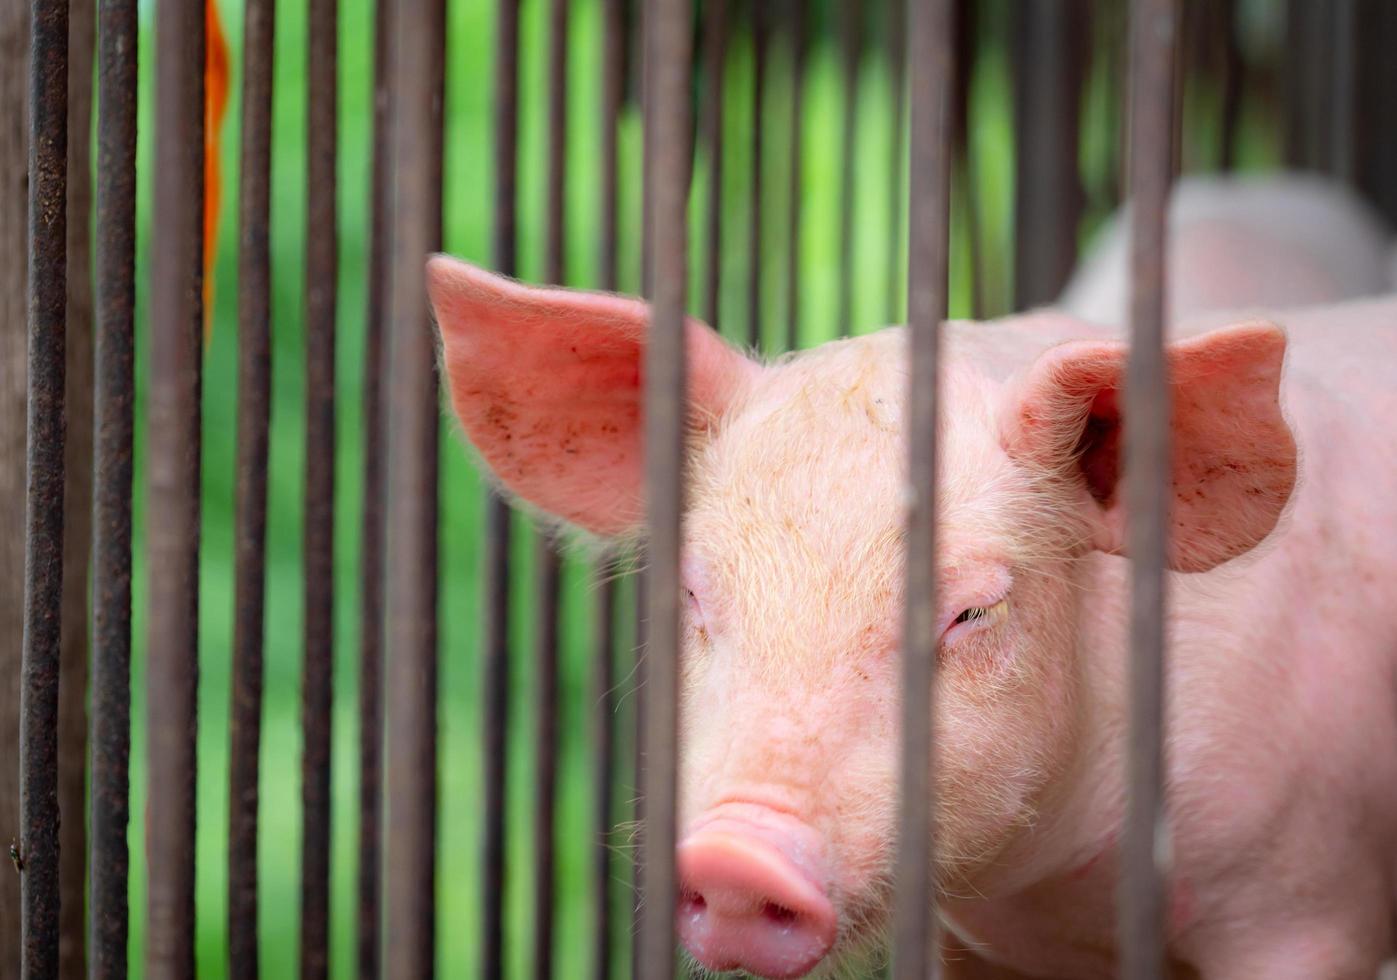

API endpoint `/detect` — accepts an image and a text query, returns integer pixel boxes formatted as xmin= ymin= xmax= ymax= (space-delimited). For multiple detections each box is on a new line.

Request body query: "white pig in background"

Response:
xmin=428 ymin=171 xmax=1397 ymax=978
xmin=1059 ymin=172 xmax=1395 ymax=325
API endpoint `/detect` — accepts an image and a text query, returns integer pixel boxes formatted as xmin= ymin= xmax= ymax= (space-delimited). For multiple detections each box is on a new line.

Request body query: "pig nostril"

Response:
xmin=679 ymin=891 xmax=707 ymax=916
xmin=762 ymin=902 xmax=798 ymax=927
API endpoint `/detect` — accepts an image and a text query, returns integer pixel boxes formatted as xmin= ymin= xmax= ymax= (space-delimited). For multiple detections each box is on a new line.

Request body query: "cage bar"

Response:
xmin=885 ymin=0 xmax=907 ymax=324
xmin=637 ymin=0 xmax=693 ymax=974
xmin=836 ymin=0 xmax=862 ymax=337
xmin=1012 ymin=0 xmax=1087 ymax=308
xmin=382 ymin=0 xmax=446 ymax=973
xmin=481 ymin=0 xmax=520 ymax=976
xmin=143 ymin=0 xmax=205 ymax=973
xmin=301 ymin=0 xmax=339 ymax=972
xmin=893 ymin=0 xmax=954 ymax=978
xmin=783 ymin=0 xmax=805 ymax=351
xmin=228 ymin=0 xmax=275 ymax=974
xmin=595 ymin=6 xmax=626 ymax=976
xmin=746 ymin=0 xmax=766 ymax=349
xmin=530 ymin=2 xmax=569 ymax=973
xmin=1118 ymin=0 xmax=1177 ymax=977
xmin=592 ymin=3 xmax=625 ymax=977
xmin=700 ymin=0 xmax=727 ymax=329
xmin=58 ymin=0 xmax=95 ymax=968
xmin=357 ymin=0 xmax=391 ymax=974
xmin=88 ymin=0 xmax=139 ymax=973
xmin=21 ymin=0 xmax=70 ymax=975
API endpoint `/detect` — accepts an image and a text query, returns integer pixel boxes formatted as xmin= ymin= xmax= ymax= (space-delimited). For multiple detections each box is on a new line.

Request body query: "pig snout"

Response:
xmin=676 ymin=805 xmax=838 ymax=979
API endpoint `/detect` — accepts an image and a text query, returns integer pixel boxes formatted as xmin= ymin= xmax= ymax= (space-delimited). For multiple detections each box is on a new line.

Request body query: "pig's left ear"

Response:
xmin=1000 ymin=320 xmax=1296 ymax=572
xmin=427 ymin=256 xmax=760 ymax=536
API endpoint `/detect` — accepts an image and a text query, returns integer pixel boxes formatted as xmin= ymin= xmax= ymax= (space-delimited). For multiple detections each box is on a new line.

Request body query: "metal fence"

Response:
xmin=6 ymin=0 xmax=1396 ymax=977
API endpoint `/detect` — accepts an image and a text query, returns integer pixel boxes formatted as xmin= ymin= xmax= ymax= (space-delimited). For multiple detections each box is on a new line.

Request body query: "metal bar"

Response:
xmin=59 ymin=0 xmax=95 ymax=969
xmin=532 ymin=542 xmax=561 ymax=980
xmin=1012 ymin=0 xmax=1087 ymax=309
xmin=357 ymin=0 xmax=391 ymax=975
xmin=600 ymin=0 xmax=623 ymax=295
xmin=533 ymin=5 xmax=569 ymax=973
xmin=593 ymin=7 xmax=625 ymax=977
xmin=0 ymin=1 xmax=28 ymax=966
xmin=886 ymin=0 xmax=906 ymax=325
xmin=21 ymin=0 xmax=70 ymax=974
xmin=301 ymin=0 xmax=338 ymax=973
xmin=746 ymin=0 xmax=766 ymax=350
xmin=638 ymin=0 xmax=692 ymax=975
xmin=1354 ymin=0 xmax=1397 ymax=226
xmin=1329 ymin=0 xmax=1357 ymax=183
xmin=144 ymin=0 xmax=205 ymax=973
xmin=227 ymin=0 xmax=274 ymax=974
xmin=89 ymin=0 xmax=139 ymax=972
xmin=633 ymin=0 xmax=651 ymax=964
xmin=1118 ymin=1 xmax=1176 ymax=977
xmin=590 ymin=566 xmax=618 ymax=980
xmin=700 ymin=0 xmax=727 ymax=328
xmin=481 ymin=1 xmax=519 ymax=976
xmin=836 ymin=0 xmax=862 ymax=337
xmin=956 ymin=0 xmax=984 ymax=319
xmin=783 ymin=0 xmax=805 ymax=351
xmin=893 ymin=0 xmax=953 ymax=978
xmin=1217 ymin=0 xmax=1242 ymax=171
xmin=382 ymin=0 xmax=445 ymax=971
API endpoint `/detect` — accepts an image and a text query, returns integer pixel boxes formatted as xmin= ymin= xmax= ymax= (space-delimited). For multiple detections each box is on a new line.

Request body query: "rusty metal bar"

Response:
xmin=59 ymin=0 xmax=95 ymax=969
xmin=1355 ymin=1 xmax=1397 ymax=226
xmin=532 ymin=540 xmax=561 ymax=979
xmin=590 ymin=565 xmax=618 ymax=980
xmin=356 ymin=0 xmax=391 ymax=975
xmin=1118 ymin=1 xmax=1176 ymax=977
xmin=783 ymin=0 xmax=805 ymax=351
xmin=481 ymin=1 xmax=519 ymax=976
xmin=600 ymin=0 xmax=623 ymax=295
xmin=886 ymin=0 xmax=906 ymax=325
xmin=89 ymin=0 xmax=139 ymax=972
xmin=383 ymin=0 xmax=445 ymax=971
xmin=533 ymin=6 xmax=569 ymax=973
xmin=592 ymin=13 xmax=623 ymax=973
xmin=637 ymin=0 xmax=692 ymax=974
xmin=228 ymin=0 xmax=274 ymax=974
xmin=894 ymin=0 xmax=953 ymax=978
xmin=144 ymin=0 xmax=205 ymax=973
xmin=1284 ymin=0 xmax=1353 ymax=178
xmin=59 ymin=0 xmax=95 ymax=968
xmin=21 ymin=0 xmax=70 ymax=974
xmin=836 ymin=1 xmax=862 ymax=337
xmin=1217 ymin=0 xmax=1241 ymax=171
xmin=1012 ymin=0 xmax=1087 ymax=308
xmin=746 ymin=0 xmax=766 ymax=349
xmin=0 ymin=2 xmax=27 ymax=964
xmin=700 ymin=0 xmax=727 ymax=328
xmin=301 ymin=0 xmax=338 ymax=974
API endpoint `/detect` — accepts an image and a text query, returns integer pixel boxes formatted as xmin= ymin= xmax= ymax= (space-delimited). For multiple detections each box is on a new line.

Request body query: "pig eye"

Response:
xmin=683 ymin=587 xmax=703 ymax=622
xmin=945 ymin=599 xmax=1009 ymax=641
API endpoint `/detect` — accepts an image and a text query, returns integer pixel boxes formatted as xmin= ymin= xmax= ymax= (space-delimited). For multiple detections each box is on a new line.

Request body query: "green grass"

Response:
xmin=113 ymin=0 xmax=1284 ymax=975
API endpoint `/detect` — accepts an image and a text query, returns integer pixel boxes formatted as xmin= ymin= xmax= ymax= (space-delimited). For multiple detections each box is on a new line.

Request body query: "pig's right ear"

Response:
xmin=427 ymin=256 xmax=760 ymax=536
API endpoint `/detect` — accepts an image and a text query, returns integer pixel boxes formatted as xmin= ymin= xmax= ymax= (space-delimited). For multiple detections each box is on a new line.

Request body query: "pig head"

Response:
xmin=427 ymin=257 xmax=1297 ymax=979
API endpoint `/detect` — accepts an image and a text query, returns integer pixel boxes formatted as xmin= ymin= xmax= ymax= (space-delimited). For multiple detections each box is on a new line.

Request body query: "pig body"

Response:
xmin=428 ymin=252 xmax=1397 ymax=977
xmin=930 ymin=298 xmax=1397 ymax=979
xmin=1059 ymin=173 xmax=1395 ymax=326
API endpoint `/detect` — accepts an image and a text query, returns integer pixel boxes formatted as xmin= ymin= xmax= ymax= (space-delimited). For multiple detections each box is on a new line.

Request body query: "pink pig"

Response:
xmin=1060 ymin=173 xmax=1394 ymax=325
xmin=428 ymin=247 xmax=1397 ymax=978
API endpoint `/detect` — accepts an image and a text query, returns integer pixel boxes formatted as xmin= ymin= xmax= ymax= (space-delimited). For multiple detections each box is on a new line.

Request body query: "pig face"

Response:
xmin=427 ymin=257 xmax=1296 ymax=979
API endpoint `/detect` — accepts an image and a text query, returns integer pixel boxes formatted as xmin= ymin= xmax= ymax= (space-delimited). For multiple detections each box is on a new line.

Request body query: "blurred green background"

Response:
xmin=117 ymin=0 xmax=1289 ymax=976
